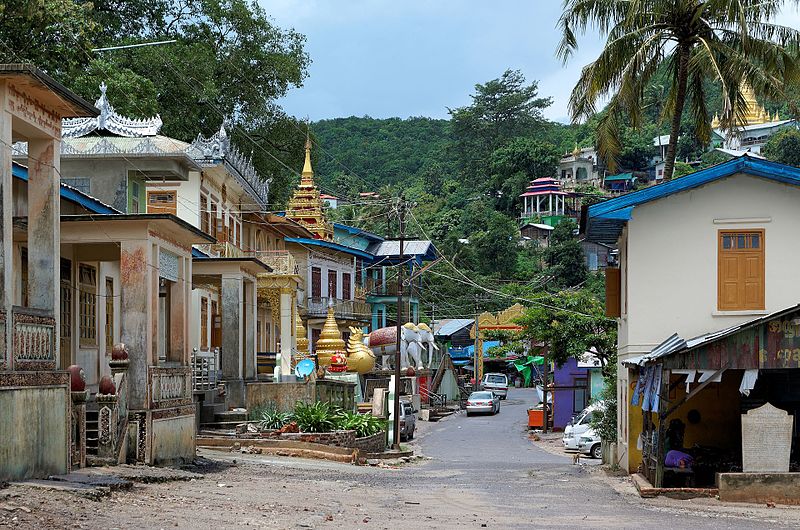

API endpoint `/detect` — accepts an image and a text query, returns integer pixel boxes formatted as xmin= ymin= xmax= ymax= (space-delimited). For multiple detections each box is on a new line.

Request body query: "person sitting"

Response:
xmin=665 ymin=449 xmax=694 ymax=469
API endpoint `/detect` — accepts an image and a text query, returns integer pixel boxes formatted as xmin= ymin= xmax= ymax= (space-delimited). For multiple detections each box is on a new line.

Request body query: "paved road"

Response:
xmin=406 ymin=387 xmax=787 ymax=529
xmin=9 ymin=387 xmax=797 ymax=529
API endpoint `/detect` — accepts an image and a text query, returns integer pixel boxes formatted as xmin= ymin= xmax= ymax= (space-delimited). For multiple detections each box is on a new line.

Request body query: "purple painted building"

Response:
xmin=552 ymin=358 xmax=592 ymax=430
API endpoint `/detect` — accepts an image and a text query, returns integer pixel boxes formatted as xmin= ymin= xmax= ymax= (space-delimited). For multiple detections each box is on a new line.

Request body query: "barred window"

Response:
xmin=79 ymin=264 xmax=97 ymax=346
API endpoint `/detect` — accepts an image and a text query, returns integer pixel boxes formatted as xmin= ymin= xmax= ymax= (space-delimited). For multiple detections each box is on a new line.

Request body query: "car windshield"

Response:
xmin=470 ymin=392 xmax=494 ymax=400
xmin=486 ymin=375 xmax=506 ymax=384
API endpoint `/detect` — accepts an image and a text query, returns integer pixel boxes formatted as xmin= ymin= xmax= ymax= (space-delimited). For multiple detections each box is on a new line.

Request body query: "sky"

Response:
xmin=263 ymin=1 xmax=606 ymax=123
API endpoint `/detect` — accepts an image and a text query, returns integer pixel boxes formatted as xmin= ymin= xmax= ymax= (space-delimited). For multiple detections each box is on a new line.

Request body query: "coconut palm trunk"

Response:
xmin=663 ymin=45 xmax=690 ymax=181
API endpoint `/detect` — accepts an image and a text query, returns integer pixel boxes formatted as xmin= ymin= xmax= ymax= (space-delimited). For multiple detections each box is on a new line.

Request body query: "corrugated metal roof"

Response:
xmin=366 ymin=239 xmax=437 ymax=260
xmin=604 ymin=173 xmax=636 ymax=182
xmin=623 ymin=303 xmax=800 ymax=366
xmin=434 ymin=318 xmax=474 ymax=337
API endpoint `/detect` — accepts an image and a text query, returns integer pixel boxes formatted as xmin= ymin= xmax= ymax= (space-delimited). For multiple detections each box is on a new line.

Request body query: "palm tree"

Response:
xmin=558 ymin=0 xmax=800 ymax=180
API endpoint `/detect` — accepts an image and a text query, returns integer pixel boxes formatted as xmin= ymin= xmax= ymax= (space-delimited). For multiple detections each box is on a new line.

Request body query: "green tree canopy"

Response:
xmin=763 ymin=128 xmax=800 ymax=167
xmin=558 ymin=0 xmax=800 ymax=180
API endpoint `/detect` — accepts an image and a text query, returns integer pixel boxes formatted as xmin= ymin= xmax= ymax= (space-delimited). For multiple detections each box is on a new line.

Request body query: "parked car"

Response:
xmin=577 ymin=428 xmax=603 ymax=459
xmin=399 ymin=401 xmax=416 ymax=441
xmin=562 ymin=401 xmax=605 ymax=451
xmin=466 ymin=391 xmax=500 ymax=416
xmin=480 ymin=373 xmax=509 ymax=399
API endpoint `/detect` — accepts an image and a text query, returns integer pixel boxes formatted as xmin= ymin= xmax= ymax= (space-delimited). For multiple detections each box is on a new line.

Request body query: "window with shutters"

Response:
xmin=718 ymin=230 xmax=765 ymax=311
xmin=147 ymin=190 xmax=177 ymax=215
xmin=200 ymin=195 xmax=209 ymax=234
xmin=311 ymin=267 xmax=322 ymax=298
xmin=105 ymin=278 xmax=114 ymax=354
xmin=210 ymin=202 xmax=218 ymax=239
xmin=342 ymin=273 xmax=352 ymax=301
xmin=328 ymin=270 xmax=338 ymax=299
xmin=79 ymin=264 xmax=97 ymax=346
xmin=200 ymin=297 xmax=209 ymax=350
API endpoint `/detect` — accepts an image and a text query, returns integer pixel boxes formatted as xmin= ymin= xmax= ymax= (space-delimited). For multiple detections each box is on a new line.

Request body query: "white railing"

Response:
xmin=149 ymin=366 xmax=192 ymax=406
xmin=191 ymin=348 xmax=220 ymax=391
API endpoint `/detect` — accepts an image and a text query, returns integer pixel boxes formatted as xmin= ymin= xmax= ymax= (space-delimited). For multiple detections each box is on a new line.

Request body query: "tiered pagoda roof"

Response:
xmin=285 ymin=137 xmax=334 ymax=241
xmin=520 ymin=177 xmax=568 ymax=197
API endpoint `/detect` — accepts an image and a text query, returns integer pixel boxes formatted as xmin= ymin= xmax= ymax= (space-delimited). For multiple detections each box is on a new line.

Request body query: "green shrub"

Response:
xmin=334 ymin=410 xmax=386 ymax=438
xmin=250 ymin=405 xmax=292 ymax=430
xmin=292 ymin=401 xmax=338 ymax=433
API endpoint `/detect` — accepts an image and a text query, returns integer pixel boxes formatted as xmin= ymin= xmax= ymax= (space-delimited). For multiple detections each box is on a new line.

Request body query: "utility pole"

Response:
xmin=473 ymin=310 xmax=480 ymax=391
xmin=542 ymin=347 xmax=549 ymax=433
xmin=392 ymin=196 xmax=406 ymax=451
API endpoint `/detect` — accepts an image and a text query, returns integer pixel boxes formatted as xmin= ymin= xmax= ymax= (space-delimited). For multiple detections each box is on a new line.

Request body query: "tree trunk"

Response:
xmin=663 ymin=45 xmax=690 ymax=181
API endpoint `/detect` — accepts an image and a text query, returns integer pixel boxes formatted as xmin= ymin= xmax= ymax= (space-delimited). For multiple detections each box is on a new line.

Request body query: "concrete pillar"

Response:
xmin=221 ymin=274 xmax=243 ymax=378
xmin=27 ymin=139 xmax=59 ymax=317
xmin=168 ymin=255 xmax=187 ymax=364
xmin=279 ymin=287 xmax=293 ymax=377
xmin=221 ymin=274 xmax=243 ymax=406
xmin=0 ymin=90 xmax=11 ymax=366
xmin=244 ymin=279 xmax=256 ymax=380
xmin=119 ymin=240 xmax=152 ymax=410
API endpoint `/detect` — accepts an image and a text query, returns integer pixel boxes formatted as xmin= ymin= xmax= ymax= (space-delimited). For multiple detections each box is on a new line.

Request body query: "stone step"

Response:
xmin=200 ymin=420 xmax=249 ymax=430
xmin=200 ymin=402 xmax=227 ymax=424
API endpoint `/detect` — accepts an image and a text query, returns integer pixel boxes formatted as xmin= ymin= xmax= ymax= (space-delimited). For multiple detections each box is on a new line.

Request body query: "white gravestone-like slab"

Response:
xmin=741 ymin=403 xmax=793 ymax=473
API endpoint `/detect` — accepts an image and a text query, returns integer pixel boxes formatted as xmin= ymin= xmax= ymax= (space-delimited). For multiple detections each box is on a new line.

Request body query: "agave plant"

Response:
xmin=292 ymin=401 xmax=339 ymax=433
xmin=251 ymin=405 xmax=292 ymax=431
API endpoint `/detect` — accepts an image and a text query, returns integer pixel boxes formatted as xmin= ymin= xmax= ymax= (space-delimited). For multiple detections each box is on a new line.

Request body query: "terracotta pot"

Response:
xmin=98 ymin=375 xmax=116 ymax=395
xmin=406 ymin=366 xmax=416 ymax=377
xmin=68 ymin=365 xmax=86 ymax=392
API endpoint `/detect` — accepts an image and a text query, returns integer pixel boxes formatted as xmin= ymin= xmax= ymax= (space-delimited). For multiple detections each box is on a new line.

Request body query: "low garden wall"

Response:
xmin=353 ymin=431 xmax=387 ymax=453
xmin=246 ymin=380 xmax=356 ymax=412
xmin=282 ymin=430 xmax=356 ymax=448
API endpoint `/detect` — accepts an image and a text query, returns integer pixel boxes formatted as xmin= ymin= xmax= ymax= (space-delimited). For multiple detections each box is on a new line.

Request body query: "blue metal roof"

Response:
xmin=192 ymin=247 xmax=209 ymax=258
xmin=587 ymin=155 xmax=800 ymax=244
xmin=334 ymin=223 xmax=384 ymax=242
xmin=13 ymin=162 xmax=119 ymax=215
xmin=284 ymin=237 xmax=375 ymax=260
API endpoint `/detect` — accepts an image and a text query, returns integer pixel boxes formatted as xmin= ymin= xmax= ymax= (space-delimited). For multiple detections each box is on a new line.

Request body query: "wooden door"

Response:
xmin=211 ymin=300 xmax=222 ymax=349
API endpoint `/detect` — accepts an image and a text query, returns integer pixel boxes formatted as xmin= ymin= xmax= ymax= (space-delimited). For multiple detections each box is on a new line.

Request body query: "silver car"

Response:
xmin=466 ymin=391 xmax=500 ymax=416
xmin=399 ymin=401 xmax=416 ymax=441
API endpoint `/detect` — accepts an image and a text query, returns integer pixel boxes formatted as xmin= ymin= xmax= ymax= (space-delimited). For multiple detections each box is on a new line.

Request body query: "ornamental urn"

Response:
xmin=98 ymin=375 xmax=116 ymax=395
xmin=68 ymin=365 xmax=86 ymax=392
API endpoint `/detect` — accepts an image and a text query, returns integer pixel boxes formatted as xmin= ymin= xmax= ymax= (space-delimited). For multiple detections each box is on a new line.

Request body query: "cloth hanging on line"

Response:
xmin=739 ymin=369 xmax=759 ymax=396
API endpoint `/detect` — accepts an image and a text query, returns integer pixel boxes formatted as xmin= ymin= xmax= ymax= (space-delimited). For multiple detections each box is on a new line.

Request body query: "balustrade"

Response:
xmin=149 ymin=366 xmax=192 ymax=407
xmin=12 ymin=308 xmax=55 ymax=369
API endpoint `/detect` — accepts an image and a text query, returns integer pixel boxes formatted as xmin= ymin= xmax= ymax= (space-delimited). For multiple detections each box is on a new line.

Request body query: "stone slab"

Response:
xmin=719 ymin=472 xmax=800 ymax=505
xmin=741 ymin=403 xmax=793 ymax=473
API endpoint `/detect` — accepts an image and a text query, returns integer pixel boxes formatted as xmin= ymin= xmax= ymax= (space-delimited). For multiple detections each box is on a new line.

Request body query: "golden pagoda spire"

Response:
xmin=314 ymin=304 xmax=345 ymax=368
xmin=285 ymin=127 xmax=334 ymax=241
xmin=572 ymin=142 xmax=581 ymax=158
xmin=301 ymin=131 xmax=314 ymax=185
xmin=740 ymin=82 xmax=769 ymax=125
xmin=296 ymin=313 xmax=309 ymax=354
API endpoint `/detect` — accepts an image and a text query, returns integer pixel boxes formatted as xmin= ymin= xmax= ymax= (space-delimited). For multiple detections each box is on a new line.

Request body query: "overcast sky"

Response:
xmin=264 ymin=0 xmax=605 ymax=123
xmin=263 ymin=1 xmax=800 ymax=124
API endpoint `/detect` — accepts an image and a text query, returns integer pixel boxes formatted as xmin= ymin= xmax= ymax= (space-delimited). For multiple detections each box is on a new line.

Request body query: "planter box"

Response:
xmin=353 ymin=431 xmax=387 ymax=453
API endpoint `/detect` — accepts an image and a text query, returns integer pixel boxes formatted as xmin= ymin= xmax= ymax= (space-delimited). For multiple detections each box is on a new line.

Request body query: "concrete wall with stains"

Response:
xmin=0 ymin=385 xmax=69 ymax=480
xmin=151 ymin=414 xmax=196 ymax=465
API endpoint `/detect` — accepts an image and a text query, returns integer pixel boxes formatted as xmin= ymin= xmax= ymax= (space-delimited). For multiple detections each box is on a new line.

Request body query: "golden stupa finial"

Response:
xmin=711 ymin=113 xmax=720 ymax=129
xmin=302 ymin=127 xmax=314 ymax=183
xmin=572 ymin=141 xmax=581 ymax=158
xmin=315 ymin=304 xmax=345 ymax=368
xmin=740 ymin=82 xmax=768 ymax=125
xmin=296 ymin=313 xmax=309 ymax=354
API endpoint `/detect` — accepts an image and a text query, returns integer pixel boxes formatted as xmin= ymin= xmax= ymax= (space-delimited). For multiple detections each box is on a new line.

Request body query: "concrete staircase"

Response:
xmin=194 ymin=387 xmax=248 ymax=431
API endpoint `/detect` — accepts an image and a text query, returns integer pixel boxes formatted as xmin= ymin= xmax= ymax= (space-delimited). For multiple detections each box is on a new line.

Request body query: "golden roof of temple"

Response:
xmin=712 ymin=83 xmax=780 ymax=129
xmin=286 ymin=134 xmax=334 ymax=241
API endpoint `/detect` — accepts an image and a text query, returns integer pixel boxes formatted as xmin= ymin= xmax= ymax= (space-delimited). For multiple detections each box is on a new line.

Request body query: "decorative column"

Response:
xmin=279 ymin=287 xmax=293 ymax=378
xmin=244 ymin=279 xmax=257 ymax=380
xmin=168 ymin=253 xmax=187 ymax=364
xmin=0 ymin=87 xmax=11 ymax=367
xmin=119 ymin=239 xmax=153 ymax=410
xmin=221 ymin=274 xmax=244 ymax=406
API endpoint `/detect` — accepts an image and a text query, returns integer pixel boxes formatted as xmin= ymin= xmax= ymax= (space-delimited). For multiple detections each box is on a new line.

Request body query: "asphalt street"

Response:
xmin=406 ymin=387 xmax=792 ymax=529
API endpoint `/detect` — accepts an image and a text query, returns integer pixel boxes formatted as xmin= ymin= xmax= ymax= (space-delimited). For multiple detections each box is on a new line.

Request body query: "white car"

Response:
xmin=480 ymin=373 xmax=509 ymax=399
xmin=466 ymin=391 xmax=500 ymax=416
xmin=562 ymin=401 xmax=604 ymax=451
xmin=577 ymin=428 xmax=603 ymax=459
